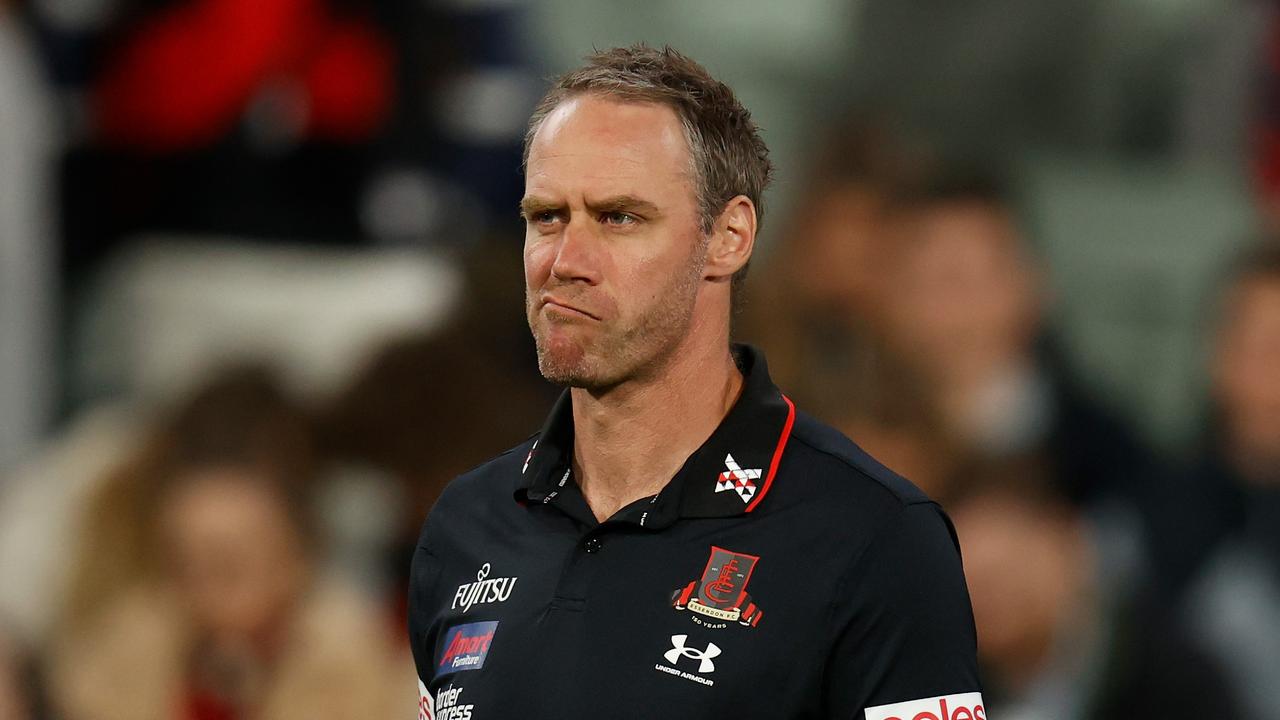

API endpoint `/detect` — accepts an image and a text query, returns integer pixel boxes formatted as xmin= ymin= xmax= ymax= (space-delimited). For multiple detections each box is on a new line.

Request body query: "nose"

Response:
xmin=550 ymin=217 xmax=601 ymax=285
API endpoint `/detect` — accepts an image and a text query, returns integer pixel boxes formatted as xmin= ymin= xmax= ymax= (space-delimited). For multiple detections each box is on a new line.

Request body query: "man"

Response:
xmin=875 ymin=171 xmax=1155 ymax=506
xmin=408 ymin=45 xmax=982 ymax=719
xmin=950 ymin=469 xmax=1241 ymax=720
xmin=1177 ymin=243 xmax=1280 ymax=720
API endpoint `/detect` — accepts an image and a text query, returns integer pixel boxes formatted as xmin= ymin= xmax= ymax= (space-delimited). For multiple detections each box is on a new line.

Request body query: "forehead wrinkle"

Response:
xmin=529 ymin=146 xmax=684 ymax=178
xmin=530 ymin=98 xmax=692 ymax=166
xmin=526 ymin=158 xmax=692 ymax=199
xmin=525 ymin=98 xmax=699 ymax=218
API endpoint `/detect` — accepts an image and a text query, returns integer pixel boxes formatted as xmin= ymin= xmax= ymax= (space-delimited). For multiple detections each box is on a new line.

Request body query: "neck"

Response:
xmin=571 ymin=321 xmax=742 ymax=522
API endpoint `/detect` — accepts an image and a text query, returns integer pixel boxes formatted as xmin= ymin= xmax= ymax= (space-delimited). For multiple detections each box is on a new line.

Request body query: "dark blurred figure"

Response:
xmin=951 ymin=468 xmax=1242 ymax=720
xmin=0 ymin=623 xmax=48 ymax=720
xmin=63 ymin=0 xmax=392 ymax=265
xmin=49 ymin=365 xmax=401 ymax=720
xmin=323 ymin=237 xmax=551 ymax=623
xmin=60 ymin=0 xmax=538 ymax=278
xmin=1171 ymin=243 xmax=1280 ymax=720
xmin=876 ymin=169 xmax=1156 ymax=507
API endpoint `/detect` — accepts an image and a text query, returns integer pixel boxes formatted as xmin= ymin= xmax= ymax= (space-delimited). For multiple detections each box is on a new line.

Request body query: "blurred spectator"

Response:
xmin=0 ymin=622 xmax=48 ymax=720
xmin=1147 ymin=242 xmax=1280 ymax=594
xmin=60 ymin=0 xmax=539 ymax=280
xmin=48 ymin=364 xmax=401 ymax=720
xmin=743 ymin=119 xmax=960 ymax=494
xmin=322 ymin=237 xmax=551 ymax=618
xmin=0 ymin=0 xmax=57 ymax=470
xmin=876 ymin=168 xmax=1156 ymax=506
xmin=1211 ymin=243 xmax=1280 ymax=492
xmin=951 ymin=468 xmax=1242 ymax=720
xmin=749 ymin=118 xmax=919 ymax=336
xmin=62 ymin=0 xmax=393 ymax=269
xmin=57 ymin=365 xmax=315 ymax=626
xmin=366 ymin=0 xmax=541 ymax=236
xmin=1176 ymin=242 xmax=1280 ymax=720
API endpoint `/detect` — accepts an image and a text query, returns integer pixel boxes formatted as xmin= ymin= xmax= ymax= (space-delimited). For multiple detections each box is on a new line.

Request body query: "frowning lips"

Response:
xmin=540 ymin=294 xmax=602 ymax=321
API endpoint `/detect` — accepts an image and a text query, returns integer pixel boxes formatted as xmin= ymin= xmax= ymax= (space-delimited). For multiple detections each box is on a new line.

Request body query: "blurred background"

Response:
xmin=1 ymin=0 xmax=1279 ymax=718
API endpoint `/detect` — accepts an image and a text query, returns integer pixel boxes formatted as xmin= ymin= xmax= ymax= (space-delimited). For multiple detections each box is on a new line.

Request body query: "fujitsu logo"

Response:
xmin=452 ymin=563 xmax=517 ymax=613
xmin=864 ymin=692 xmax=987 ymax=720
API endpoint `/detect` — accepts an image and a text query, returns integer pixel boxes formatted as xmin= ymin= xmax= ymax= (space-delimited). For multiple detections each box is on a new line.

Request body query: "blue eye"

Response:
xmin=602 ymin=211 xmax=636 ymax=226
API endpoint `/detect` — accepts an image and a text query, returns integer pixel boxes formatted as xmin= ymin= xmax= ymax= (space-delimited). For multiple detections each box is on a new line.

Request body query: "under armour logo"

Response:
xmin=715 ymin=453 xmax=761 ymax=504
xmin=663 ymin=634 xmax=721 ymax=674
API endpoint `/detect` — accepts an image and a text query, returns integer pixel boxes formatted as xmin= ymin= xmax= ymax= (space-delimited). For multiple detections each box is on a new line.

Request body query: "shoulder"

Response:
xmin=762 ymin=410 xmax=962 ymax=573
xmin=438 ymin=436 xmax=536 ymax=504
xmin=778 ymin=409 xmax=934 ymax=510
xmin=416 ymin=435 xmax=538 ymax=545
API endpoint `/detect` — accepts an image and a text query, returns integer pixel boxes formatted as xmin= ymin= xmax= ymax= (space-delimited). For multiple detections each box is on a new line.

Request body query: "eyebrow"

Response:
xmin=585 ymin=195 xmax=661 ymax=217
xmin=519 ymin=196 xmax=561 ymax=219
xmin=518 ymin=195 xmax=662 ymax=219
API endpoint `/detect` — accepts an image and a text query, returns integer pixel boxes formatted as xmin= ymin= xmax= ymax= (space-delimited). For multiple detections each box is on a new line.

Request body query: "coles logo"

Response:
xmin=864 ymin=692 xmax=987 ymax=720
xmin=437 ymin=621 xmax=498 ymax=677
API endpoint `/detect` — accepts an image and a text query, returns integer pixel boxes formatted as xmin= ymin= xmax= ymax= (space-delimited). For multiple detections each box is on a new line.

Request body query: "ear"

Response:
xmin=704 ymin=195 xmax=756 ymax=282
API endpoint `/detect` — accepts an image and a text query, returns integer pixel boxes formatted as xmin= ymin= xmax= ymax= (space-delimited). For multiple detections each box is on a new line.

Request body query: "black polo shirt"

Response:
xmin=409 ymin=345 xmax=983 ymax=720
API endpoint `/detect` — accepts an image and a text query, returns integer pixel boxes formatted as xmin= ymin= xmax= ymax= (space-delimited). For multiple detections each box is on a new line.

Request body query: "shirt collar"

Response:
xmin=514 ymin=344 xmax=796 ymax=528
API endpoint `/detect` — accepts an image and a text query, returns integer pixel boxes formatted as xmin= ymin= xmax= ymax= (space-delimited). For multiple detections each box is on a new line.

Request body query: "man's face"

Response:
xmin=160 ymin=469 xmax=306 ymax=646
xmin=883 ymin=203 xmax=1040 ymax=385
xmin=789 ymin=181 xmax=886 ymax=321
xmin=952 ymin=493 xmax=1082 ymax=676
xmin=523 ymin=95 xmax=707 ymax=389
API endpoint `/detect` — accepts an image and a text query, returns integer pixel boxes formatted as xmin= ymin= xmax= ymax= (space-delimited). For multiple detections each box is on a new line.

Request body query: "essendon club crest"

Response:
xmin=671 ymin=546 xmax=763 ymax=628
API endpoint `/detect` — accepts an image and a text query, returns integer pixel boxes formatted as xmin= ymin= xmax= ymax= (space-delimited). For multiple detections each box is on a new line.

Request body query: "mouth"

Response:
xmin=541 ymin=295 xmax=600 ymax=321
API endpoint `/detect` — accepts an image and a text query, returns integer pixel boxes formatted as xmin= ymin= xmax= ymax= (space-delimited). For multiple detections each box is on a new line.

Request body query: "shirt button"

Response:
xmin=583 ymin=537 xmax=603 ymax=554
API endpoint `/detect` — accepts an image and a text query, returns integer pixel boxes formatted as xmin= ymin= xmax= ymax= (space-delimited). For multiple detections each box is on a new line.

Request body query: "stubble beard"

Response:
xmin=528 ymin=253 xmax=706 ymax=391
